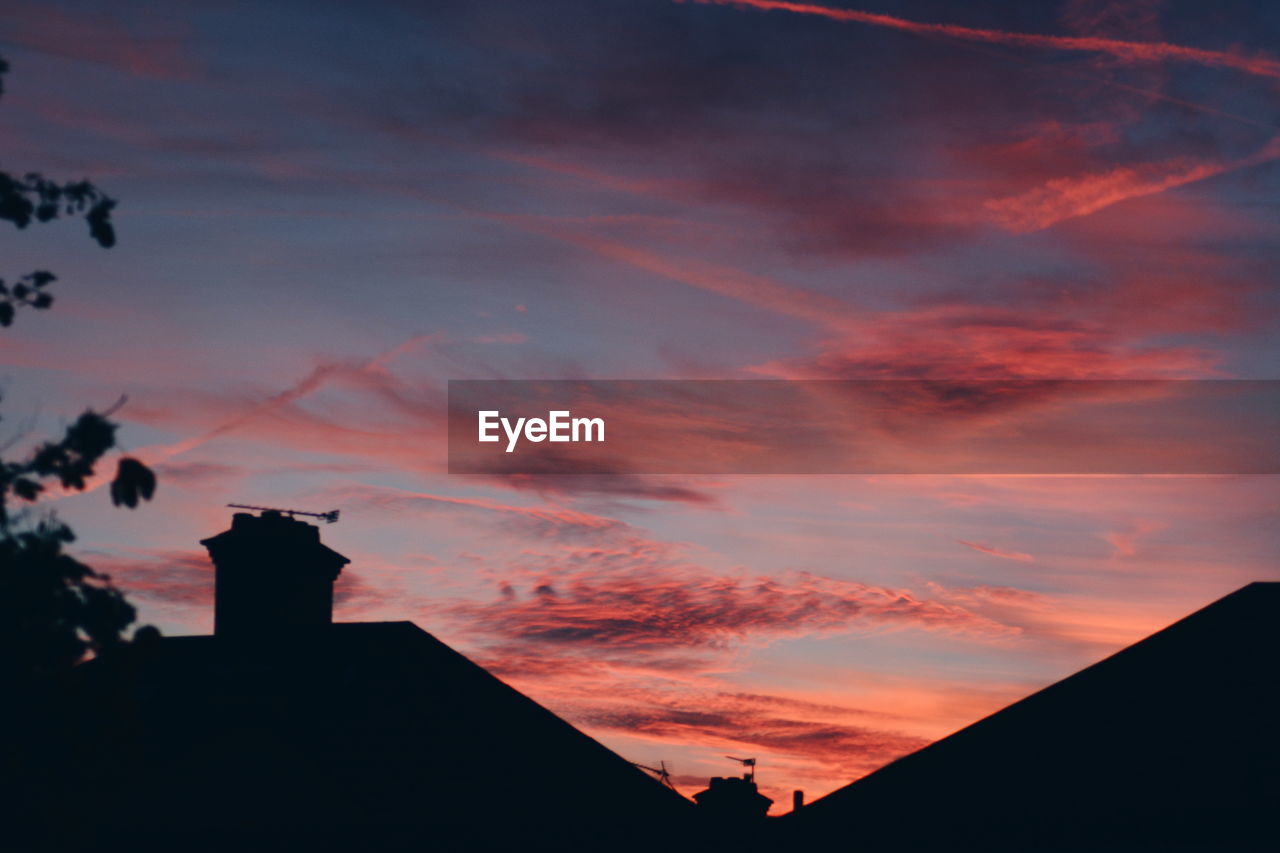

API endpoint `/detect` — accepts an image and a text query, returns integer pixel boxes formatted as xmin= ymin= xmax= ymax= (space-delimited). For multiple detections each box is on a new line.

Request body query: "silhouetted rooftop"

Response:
xmin=786 ymin=581 xmax=1280 ymax=852
xmin=57 ymin=620 xmax=694 ymax=852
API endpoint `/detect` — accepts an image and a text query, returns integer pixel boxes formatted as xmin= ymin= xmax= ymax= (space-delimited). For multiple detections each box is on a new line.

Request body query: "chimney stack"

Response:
xmin=692 ymin=776 xmax=773 ymax=821
xmin=201 ymin=511 xmax=350 ymax=637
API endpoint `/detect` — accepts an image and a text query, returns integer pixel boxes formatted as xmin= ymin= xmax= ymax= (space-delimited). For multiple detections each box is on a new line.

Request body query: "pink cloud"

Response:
xmin=439 ymin=549 xmax=1018 ymax=662
xmin=752 ymin=303 xmax=1223 ymax=380
xmin=983 ymin=137 xmax=1280 ymax=232
xmin=957 ymin=540 xmax=1036 ymax=563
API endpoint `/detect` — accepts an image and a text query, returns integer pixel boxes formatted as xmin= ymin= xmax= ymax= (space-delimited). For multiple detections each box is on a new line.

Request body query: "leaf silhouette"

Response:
xmin=110 ymin=457 xmax=157 ymax=508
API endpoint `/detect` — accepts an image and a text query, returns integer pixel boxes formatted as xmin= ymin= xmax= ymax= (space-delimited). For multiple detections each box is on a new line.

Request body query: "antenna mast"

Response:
xmin=631 ymin=761 xmax=676 ymax=789
xmin=227 ymin=504 xmax=340 ymax=524
xmin=726 ymin=756 xmax=757 ymax=783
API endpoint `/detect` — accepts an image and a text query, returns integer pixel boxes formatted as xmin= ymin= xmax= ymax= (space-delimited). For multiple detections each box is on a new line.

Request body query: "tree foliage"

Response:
xmin=0 ymin=55 xmax=156 ymax=682
xmin=0 ymin=57 xmax=117 ymax=327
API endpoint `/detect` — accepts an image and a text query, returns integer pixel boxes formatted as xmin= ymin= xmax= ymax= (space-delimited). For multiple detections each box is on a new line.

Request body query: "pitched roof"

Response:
xmin=786 ymin=582 xmax=1279 ymax=851
xmin=60 ymin=621 xmax=693 ymax=852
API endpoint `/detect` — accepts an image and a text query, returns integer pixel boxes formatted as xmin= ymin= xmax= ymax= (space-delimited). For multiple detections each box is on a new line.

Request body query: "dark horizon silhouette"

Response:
xmin=4 ymin=3 xmax=1279 ymax=850
xmin=13 ymin=510 xmax=696 ymax=852
xmin=784 ymin=581 xmax=1279 ymax=852
xmin=6 ymin=0 xmax=1280 ymax=822
xmin=3 ymin=508 xmax=1274 ymax=851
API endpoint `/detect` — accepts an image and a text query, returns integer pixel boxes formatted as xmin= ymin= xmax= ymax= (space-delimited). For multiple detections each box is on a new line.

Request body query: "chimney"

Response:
xmin=691 ymin=777 xmax=773 ymax=821
xmin=201 ymin=511 xmax=350 ymax=637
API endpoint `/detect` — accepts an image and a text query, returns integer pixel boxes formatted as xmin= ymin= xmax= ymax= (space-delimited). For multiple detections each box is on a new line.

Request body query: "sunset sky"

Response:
xmin=2 ymin=0 xmax=1279 ymax=808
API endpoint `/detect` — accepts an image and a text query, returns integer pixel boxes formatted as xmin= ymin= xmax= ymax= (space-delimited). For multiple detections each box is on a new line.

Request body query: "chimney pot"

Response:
xmin=202 ymin=511 xmax=350 ymax=637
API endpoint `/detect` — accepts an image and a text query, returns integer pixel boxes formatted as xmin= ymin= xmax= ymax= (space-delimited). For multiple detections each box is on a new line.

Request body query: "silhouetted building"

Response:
xmin=22 ymin=511 xmax=694 ymax=853
xmin=6 ymin=512 xmax=1274 ymax=853
xmin=784 ymin=582 xmax=1280 ymax=852
xmin=203 ymin=510 xmax=349 ymax=636
xmin=693 ymin=775 xmax=773 ymax=821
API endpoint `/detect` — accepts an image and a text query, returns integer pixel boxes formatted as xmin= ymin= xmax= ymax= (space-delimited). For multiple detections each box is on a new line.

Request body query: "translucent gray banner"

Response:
xmin=447 ymin=380 xmax=1280 ymax=475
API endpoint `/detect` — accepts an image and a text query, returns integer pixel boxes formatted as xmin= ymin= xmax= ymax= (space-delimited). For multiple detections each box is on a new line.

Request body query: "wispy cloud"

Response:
xmin=984 ymin=137 xmax=1280 ymax=232
xmin=86 ymin=548 xmax=213 ymax=608
xmin=486 ymin=211 xmax=860 ymax=330
xmin=958 ymin=539 xmax=1036 ymax=563
xmin=332 ymin=482 xmax=631 ymax=542
xmin=691 ymin=1 xmax=1280 ymax=79
xmin=441 ymin=551 xmax=1018 ymax=661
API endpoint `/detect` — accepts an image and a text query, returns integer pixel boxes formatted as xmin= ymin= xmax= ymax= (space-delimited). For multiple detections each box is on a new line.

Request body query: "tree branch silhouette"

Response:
xmin=0 ymin=55 xmax=155 ymax=683
xmin=0 ymin=57 xmax=117 ymax=327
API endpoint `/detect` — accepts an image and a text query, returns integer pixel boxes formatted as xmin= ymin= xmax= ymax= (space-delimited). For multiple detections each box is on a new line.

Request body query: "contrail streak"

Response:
xmin=150 ymin=333 xmax=438 ymax=461
xmin=690 ymin=0 xmax=1280 ymax=80
xmin=985 ymin=135 xmax=1280 ymax=231
xmin=53 ymin=334 xmax=438 ymax=501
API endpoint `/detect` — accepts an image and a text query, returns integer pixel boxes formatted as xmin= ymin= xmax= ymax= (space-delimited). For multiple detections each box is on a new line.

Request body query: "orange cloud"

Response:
xmin=437 ymin=542 xmax=1019 ymax=664
xmin=1103 ymin=519 xmax=1165 ymax=559
xmin=472 ymin=640 xmax=1035 ymax=808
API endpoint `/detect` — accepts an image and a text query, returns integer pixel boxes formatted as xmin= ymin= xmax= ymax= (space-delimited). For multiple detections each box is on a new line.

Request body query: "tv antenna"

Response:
xmin=227 ymin=504 xmax=340 ymax=524
xmin=726 ymin=756 xmax=757 ymax=783
xmin=632 ymin=760 xmax=676 ymax=790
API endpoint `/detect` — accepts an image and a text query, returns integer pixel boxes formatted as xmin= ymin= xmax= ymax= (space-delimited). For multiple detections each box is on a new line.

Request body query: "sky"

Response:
xmin=2 ymin=0 xmax=1279 ymax=810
